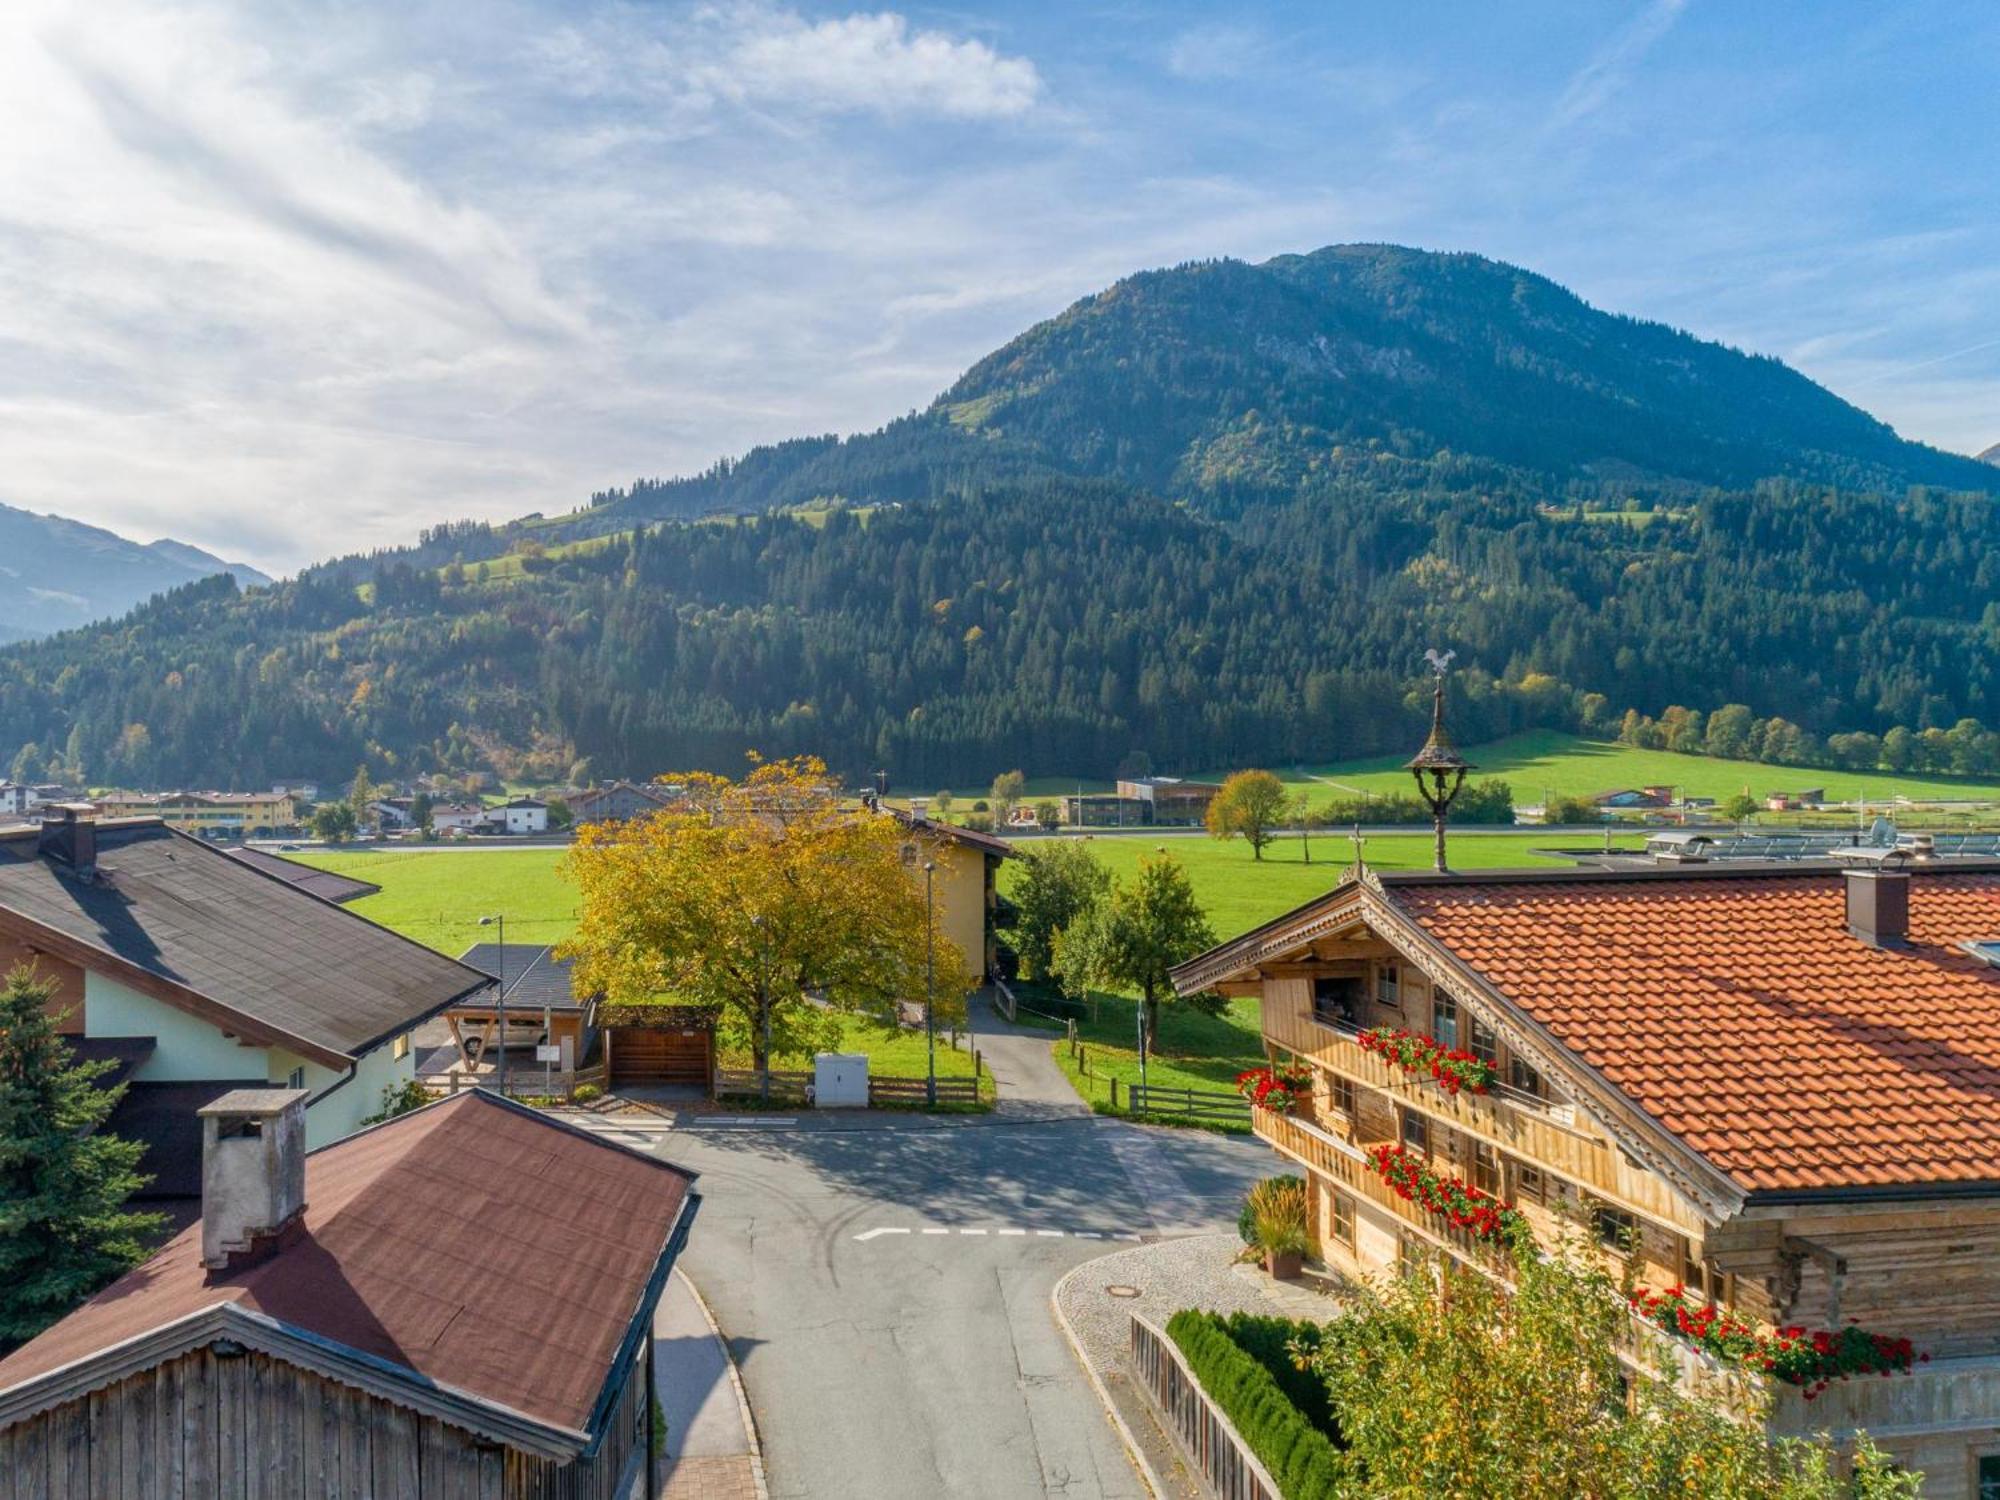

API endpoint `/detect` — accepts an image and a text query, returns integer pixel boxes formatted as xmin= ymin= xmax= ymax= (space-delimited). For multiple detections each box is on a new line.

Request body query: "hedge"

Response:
xmin=1210 ymin=1313 xmax=1336 ymax=1439
xmin=1164 ymin=1310 xmax=1344 ymax=1500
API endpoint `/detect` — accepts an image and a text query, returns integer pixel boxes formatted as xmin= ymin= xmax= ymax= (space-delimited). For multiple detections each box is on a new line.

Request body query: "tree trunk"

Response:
xmin=1143 ymin=983 xmax=1160 ymax=1055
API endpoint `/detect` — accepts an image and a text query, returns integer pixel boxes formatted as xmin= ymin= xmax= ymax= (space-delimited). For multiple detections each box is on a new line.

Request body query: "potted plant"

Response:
xmin=1245 ymin=1175 xmax=1313 ymax=1279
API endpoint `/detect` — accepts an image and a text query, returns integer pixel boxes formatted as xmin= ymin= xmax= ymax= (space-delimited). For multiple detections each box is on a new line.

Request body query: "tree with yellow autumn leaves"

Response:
xmin=557 ymin=756 xmax=969 ymax=1073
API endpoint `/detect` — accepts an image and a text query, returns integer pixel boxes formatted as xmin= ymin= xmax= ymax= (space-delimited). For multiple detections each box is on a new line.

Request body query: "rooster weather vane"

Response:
xmin=1406 ymin=647 xmax=1474 ymax=873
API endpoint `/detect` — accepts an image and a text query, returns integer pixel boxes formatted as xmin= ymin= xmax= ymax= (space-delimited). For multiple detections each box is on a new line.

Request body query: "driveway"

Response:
xmin=588 ymin=1093 xmax=1274 ymax=1497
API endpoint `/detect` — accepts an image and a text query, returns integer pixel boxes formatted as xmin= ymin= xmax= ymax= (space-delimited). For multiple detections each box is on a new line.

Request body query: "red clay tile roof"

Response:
xmin=1386 ymin=869 xmax=2000 ymax=1195
xmin=0 ymin=1091 xmax=696 ymax=1434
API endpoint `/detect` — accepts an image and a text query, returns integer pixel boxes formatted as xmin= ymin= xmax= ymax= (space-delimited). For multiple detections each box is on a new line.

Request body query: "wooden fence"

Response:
xmin=419 ymin=1062 xmax=606 ymax=1103
xmin=712 ymin=1067 xmax=814 ymax=1104
xmin=868 ymin=1075 xmax=982 ymax=1106
xmin=1124 ymin=1082 xmax=1251 ymax=1127
xmin=1129 ymin=1314 xmax=1280 ymax=1500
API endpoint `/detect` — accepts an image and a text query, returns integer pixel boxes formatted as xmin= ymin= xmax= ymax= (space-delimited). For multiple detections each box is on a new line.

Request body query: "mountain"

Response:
xmin=1980 ymin=443 xmax=2000 ymax=467
xmin=2 ymin=243 xmax=1997 ymax=791
xmin=0 ymin=503 xmax=270 ymax=642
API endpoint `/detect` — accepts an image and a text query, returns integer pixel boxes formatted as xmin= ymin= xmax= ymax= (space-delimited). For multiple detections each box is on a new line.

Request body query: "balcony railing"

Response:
xmin=1253 ymin=1105 xmax=1513 ymax=1274
xmin=1304 ymin=1013 xmax=1577 ymax=1126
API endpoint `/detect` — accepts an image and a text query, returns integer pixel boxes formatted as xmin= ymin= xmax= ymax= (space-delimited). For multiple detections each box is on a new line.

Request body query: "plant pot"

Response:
xmin=1264 ymin=1248 xmax=1303 ymax=1281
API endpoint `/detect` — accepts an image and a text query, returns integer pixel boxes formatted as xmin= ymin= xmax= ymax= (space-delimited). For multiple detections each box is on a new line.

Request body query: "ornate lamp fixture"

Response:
xmin=1407 ymin=649 xmax=1475 ymax=873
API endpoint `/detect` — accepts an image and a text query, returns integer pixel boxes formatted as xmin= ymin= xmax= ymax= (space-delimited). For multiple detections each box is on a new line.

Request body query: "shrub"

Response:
xmin=1165 ymin=1310 xmax=1345 ymax=1499
xmin=1210 ymin=1313 xmax=1335 ymax=1438
xmin=573 ymin=1083 xmax=604 ymax=1104
xmin=361 ymin=1078 xmax=432 ymax=1125
xmin=1248 ymin=1176 xmax=1312 ymax=1257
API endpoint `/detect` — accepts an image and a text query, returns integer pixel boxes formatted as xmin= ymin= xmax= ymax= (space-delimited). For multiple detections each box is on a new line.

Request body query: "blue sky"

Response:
xmin=1 ymin=0 xmax=1994 ymax=569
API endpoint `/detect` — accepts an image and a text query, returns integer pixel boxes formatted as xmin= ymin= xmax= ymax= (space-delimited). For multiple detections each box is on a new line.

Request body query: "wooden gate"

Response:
xmin=607 ymin=1025 xmax=712 ymax=1088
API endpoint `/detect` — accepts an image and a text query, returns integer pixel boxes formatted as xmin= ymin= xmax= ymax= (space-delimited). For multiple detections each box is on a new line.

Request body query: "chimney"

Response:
xmin=38 ymin=803 xmax=98 ymax=873
xmin=1844 ymin=863 xmax=1911 ymax=949
xmin=198 ymin=1089 xmax=309 ymax=1272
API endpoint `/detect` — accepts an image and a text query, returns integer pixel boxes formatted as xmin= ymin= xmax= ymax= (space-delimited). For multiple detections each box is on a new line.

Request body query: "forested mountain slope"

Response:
xmin=3 ymin=244 xmax=1995 ymax=789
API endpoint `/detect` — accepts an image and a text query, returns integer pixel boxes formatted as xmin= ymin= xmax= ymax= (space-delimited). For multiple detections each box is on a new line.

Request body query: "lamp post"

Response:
xmin=753 ymin=914 xmax=770 ymax=1106
xmin=477 ymin=913 xmax=507 ymax=1096
xmin=1407 ymin=650 xmax=1474 ymax=874
xmin=923 ymin=860 xmax=937 ymax=1107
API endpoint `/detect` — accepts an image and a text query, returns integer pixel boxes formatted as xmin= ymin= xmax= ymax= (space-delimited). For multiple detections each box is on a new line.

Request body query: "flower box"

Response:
xmin=1237 ymin=1063 xmax=1312 ymax=1113
xmin=1358 ymin=1026 xmax=1496 ymax=1096
xmin=1367 ymin=1142 xmax=1528 ymax=1247
xmin=1628 ymin=1286 xmax=1925 ymax=1400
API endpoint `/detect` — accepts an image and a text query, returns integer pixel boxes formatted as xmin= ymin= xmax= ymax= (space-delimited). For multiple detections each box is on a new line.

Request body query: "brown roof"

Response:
xmin=0 ymin=821 xmax=488 ymax=1065
xmin=1383 ymin=867 xmax=2000 ymax=1196
xmin=223 ymin=845 xmax=382 ymax=904
xmin=0 ymin=1091 xmax=697 ymax=1438
xmin=891 ymin=809 xmax=1017 ymax=860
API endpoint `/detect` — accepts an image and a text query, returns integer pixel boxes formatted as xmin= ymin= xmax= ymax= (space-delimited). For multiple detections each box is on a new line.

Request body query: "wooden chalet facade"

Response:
xmin=0 ymin=1088 xmax=699 ymax=1500
xmin=1173 ymin=858 xmax=2000 ymax=1497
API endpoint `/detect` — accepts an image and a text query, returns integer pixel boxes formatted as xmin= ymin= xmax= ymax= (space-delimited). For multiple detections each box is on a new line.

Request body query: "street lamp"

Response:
xmin=477 ymin=914 xmax=507 ymax=1096
xmin=923 ymin=860 xmax=937 ymax=1107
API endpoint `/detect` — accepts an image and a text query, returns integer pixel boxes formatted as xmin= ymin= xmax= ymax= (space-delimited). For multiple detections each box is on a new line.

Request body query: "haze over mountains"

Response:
xmin=0 ymin=504 xmax=270 ymax=642
xmin=1 ymin=245 xmax=1995 ymax=790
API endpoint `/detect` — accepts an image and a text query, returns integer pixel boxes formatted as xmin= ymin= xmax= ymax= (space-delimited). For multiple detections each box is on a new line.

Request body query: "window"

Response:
xmin=1977 ymin=1454 xmax=2000 ymax=1500
xmin=1472 ymin=1143 xmax=1500 ymax=1196
xmin=1681 ymin=1239 xmax=1712 ymax=1303
xmin=1330 ymin=1191 xmax=1356 ymax=1250
xmin=1431 ymin=993 xmax=1459 ymax=1049
xmin=1512 ymin=1161 xmax=1545 ymax=1204
xmin=1508 ymin=1056 xmax=1543 ymax=1098
xmin=286 ymin=1066 xmax=305 ymax=1091
xmin=1375 ymin=962 xmax=1401 ymax=1007
xmin=1594 ymin=1203 xmax=1639 ymax=1252
xmin=1400 ymin=1110 xmax=1429 ymax=1156
xmin=1469 ymin=1016 xmax=1499 ymax=1068
xmin=392 ymin=1032 xmax=411 ymax=1061
xmin=1312 ymin=973 xmax=1365 ymax=1028
xmin=1330 ymin=1076 xmax=1357 ymax=1117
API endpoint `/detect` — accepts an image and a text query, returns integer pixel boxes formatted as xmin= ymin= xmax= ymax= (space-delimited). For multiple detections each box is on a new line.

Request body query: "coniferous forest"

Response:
xmin=2 ymin=245 xmax=1995 ymax=790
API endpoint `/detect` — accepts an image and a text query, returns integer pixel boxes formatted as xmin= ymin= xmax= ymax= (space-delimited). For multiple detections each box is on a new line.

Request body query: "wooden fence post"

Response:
xmin=1110 ymin=1077 xmax=1120 ymax=1111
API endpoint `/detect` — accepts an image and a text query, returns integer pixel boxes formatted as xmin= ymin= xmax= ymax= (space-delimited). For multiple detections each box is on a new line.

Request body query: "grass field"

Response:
xmin=1205 ymin=728 xmax=2000 ymax=810
xmin=1008 ymin=827 xmax=1646 ymax=942
xmin=1019 ymin=992 xmax=1265 ymax=1132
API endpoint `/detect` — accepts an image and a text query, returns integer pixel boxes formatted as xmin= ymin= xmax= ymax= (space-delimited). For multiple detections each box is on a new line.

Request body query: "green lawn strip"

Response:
xmin=1218 ymin=727 xmax=2000 ymax=809
xmin=1035 ymin=990 xmax=1264 ymax=1131
xmin=1163 ymin=1311 xmax=1342 ymax=1499
xmin=290 ymin=847 xmax=577 ymax=957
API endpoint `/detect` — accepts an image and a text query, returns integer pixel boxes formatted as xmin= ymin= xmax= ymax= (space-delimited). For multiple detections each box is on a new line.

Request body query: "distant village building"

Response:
xmin=1766 ymin=788 xmax=1827 ymax=812
xmin=11 ymin=806 xmax=489 ymax=1223
xmin=0 ymin=1088 xmax=698 ymax=1499
xmin=429 ymin=801 xmax=487 ymax=833
xmin=1061 ymin=792 xmax=1149 ymax=827
xmin=887 ymin=809 xmax=1017 ymax=983
xmin=95 ymin=789 xmax=299 ymax=836
xmin=1590 ymin=785 xmax=1676 ymax=810
xmin=268 ymin=776 xmax=320 ymax=801
xmin=484 ymin=796 xmax=549 ymax=834
xmin=1116 ymin=776 xmax=1222 ymax=825
xmin=571 ymin=779 xmax=681 ymax=824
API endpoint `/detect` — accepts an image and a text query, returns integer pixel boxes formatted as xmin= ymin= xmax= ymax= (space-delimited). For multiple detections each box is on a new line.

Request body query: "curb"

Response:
xmin=1050 ymin=1253 xmax=1170 ymax=1499
xmin=674 ymin=1267 xmax=770 ymax=1500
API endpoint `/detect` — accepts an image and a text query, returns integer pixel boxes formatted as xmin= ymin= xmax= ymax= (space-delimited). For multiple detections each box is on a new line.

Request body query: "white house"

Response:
xmin=484 ymin=797 xmax=549 ymax=835
xmin=0 ymin=784 xmax=41 ymax=817
xmin=430 ymin=801 xmax=487 ymax=833
xmin=16 ymin=805 xmax=492 ymax=1219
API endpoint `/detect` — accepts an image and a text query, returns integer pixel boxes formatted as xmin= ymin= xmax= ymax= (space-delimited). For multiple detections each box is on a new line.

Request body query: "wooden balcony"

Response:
xmin=1253 ymin=1104 xmax=1513 ymax=1274
xmin=1261 ymin=989 xmax=1705 ymax=1236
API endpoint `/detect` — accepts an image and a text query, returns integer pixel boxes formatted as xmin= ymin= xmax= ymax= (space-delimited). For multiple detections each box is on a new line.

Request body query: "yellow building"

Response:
xmin=888 ymin=811 xmax=1016 ymax=986
xmin=95 ymin=790 xmax=300 ymax=835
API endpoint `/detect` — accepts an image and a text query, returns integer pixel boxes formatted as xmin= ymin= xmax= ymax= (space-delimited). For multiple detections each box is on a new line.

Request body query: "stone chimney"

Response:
xmin=198 ymin=1089 xmax=309 ymax=1272
xmin=1844 ymin=861 xmax=1912 ymax=949
xmin=38 ymin=803 xmax=98 ymax=873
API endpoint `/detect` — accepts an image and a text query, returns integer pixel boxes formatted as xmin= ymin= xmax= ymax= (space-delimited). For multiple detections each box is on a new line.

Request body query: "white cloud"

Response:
xmin=1549 ymin=0 xmax=1688 ymax=128
xmin=707 ymin=11 xmax=1041 ymax=119
xmin=1164 ymin=24 xmax=1267 ymax=82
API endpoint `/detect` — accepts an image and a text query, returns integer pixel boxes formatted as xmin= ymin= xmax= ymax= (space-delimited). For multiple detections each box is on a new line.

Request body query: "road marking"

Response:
xmin=852 ymin=1227 xmax=911 ymax=1241
xmin=921 ymin=1227 xmax=951 ymax=1235
xmin=1035 ymin=1230 xmax=1064 ymax=1237
xmin=849 ymin=1224 xmax=1141 ymax=1242
xmin=958 ymin=1228 xmax=987 ymax=1235
xmin=997 ymin=1228 xmax=1027 ymax=1237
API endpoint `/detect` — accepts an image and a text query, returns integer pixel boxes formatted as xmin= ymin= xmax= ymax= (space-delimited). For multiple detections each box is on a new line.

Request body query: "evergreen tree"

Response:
xmin=0 ymin=966 xmax=163 ymax=1347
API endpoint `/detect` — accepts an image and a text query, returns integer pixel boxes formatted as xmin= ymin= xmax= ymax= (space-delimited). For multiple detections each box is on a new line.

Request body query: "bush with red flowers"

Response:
xmin=1628 ymin=1285 xmax=1925 ymax=1400
xmin=1358 ymin=1026 xmax=1496 ymax=1096
xmin=1368 ymin=1142 xmax=1529 ymax=1247
xmin=1236 ymin=1063 xmax=1312 ymax=1113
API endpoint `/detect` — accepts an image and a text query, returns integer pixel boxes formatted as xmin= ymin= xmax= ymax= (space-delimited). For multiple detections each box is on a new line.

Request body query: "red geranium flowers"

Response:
xmin=1628 ymin=1285 xmax=1924 ymax=1399
xmin=1237 ymin=1064 xmax=1313 ymax=1113
xmin=1358 ymin=1026 xmax=1496 ymax=1096
xmin=1368 ymin=1142 xmax=1528 ymax=1246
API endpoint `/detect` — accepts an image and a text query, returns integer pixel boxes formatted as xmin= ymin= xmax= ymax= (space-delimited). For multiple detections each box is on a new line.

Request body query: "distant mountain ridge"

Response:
xmin=0 ymin=503 xmax=270 ymax=641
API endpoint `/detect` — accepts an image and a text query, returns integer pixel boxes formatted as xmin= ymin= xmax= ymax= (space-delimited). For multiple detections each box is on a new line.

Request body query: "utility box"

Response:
xmin=814 ymin=1052 xmax=869 ymax=1108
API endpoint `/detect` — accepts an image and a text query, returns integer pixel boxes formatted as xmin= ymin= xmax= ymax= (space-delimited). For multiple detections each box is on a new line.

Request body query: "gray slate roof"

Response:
xmin=223 ymin=846 xmax=382 ymax=904
xmin=456 ymin=942 xmax=592 ymax=1012
xmin=0 ymin=821 xmax=492 ymax=1063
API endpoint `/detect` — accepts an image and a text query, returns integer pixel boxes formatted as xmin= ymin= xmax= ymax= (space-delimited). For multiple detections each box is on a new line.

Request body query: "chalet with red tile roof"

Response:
xmin=1173 ymin=854 xmax=2000 ymax=1495
xmin=0 ymin=1087 xmax=698 ymax=1499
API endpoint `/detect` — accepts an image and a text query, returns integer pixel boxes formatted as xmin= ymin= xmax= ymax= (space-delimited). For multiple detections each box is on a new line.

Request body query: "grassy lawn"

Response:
xmin=1006 ymin=828 xmax=1646 ymax=943
xmin=1205 ymin=727 xmax=2000 ymax=810
xmin=1022 ymin=990 xmax=1265 ymax=1132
